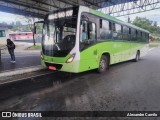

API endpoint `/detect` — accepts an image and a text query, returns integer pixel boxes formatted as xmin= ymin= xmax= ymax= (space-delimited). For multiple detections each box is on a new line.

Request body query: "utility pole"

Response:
xmin=128 ymin=16 xmax=131 ymax=23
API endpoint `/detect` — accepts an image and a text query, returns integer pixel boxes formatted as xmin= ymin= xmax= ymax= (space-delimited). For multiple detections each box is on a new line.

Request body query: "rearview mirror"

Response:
xmin=34 ymin=26 xmax=37 ymax=34
xmin=34 ymin=21 xmax=44 ymax=34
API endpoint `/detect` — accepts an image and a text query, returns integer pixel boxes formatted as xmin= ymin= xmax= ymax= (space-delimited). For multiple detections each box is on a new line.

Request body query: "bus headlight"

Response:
xmin=66 ymin=53 xmax=76 ymax=63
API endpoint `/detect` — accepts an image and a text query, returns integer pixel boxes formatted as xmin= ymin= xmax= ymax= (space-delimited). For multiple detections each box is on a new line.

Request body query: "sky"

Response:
xmin=0 ymin=11 xmax=28 ymax=24
xmin=0 ymin=7 xmax=160 ymax=26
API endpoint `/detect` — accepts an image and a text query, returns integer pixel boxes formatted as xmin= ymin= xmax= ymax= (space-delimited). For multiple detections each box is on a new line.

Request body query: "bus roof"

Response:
xmin=81 ymin=6 xmax=149 ymax=33
xmin=47 ymin=6 xmax=149 ymax=33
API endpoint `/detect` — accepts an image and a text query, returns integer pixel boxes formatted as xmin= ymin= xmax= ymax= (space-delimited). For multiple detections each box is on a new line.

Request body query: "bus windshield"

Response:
xmin=42 ymin=10 xmax=78 ymax=57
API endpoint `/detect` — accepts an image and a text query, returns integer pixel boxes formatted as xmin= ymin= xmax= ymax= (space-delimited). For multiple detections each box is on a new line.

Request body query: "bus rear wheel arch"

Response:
xmin=98 ymin=54 xmax=109 ymax=73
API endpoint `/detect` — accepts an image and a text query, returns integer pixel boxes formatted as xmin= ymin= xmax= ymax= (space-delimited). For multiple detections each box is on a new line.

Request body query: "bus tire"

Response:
xmin=133 ymin=51 xmax=140 ymax=62
xmin=98 ymin=55 xmax=108 ymax=73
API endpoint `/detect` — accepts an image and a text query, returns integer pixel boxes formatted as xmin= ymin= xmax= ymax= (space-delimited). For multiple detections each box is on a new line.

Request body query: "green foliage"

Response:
xmin=36 ymin=24 xmax=43 ymax=34
xmin=132 ymin=17 xmax=160 ymax=35
xmin=10 ymin=21 xmax=23 ymax=31
xmin=157 ymin=38 xmax=160 ymax=41
xmin=6 ymin=19 xmax=42 ymax=33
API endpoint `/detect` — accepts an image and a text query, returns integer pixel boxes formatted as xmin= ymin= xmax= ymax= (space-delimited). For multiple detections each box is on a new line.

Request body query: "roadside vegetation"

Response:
xmin=26 ymin=44 xmax=41 ymax=50
xmin=133 ymin=17 xmax=160 ymax=42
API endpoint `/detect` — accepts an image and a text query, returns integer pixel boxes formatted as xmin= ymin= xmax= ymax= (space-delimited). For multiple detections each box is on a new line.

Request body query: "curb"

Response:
xmin=0 ymin=65 xmax=46 ymax=80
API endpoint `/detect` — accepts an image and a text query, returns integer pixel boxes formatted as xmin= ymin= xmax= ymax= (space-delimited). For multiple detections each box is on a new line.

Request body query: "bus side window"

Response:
xmin=131 ymin=29 xmax=136 ymax=41
xmin=128 ymin=28 xmax=131 ymax=41
xmin=112 ymin=23 xmax=116 ymax=31
xmin=99 ymin=19 xmax=112 ymax=41
xmin=135 ymin=30 xmax=138 ymax=40
xmin=80 ymin=21 xmax=96 ymax=50
xmin=88 ymin=23 xmax=96 ymax=40
xmin=114 ymin=23 xmax=122 ymax=40
xmin=80 ymin=21 xmax=96 ymax=42
xmin=123 ymin=26 xmax=129 ymax=41
xmin=81 ymin=21 xmax=88 ymax=42
xmin=137 ymin=31 xmax=141 ymax=42
xmin=109 ymin=22 xmax=112 ymax=31
xmin=146 ymin=33 xmax=149 ymax=42
xmin=112 ymin=23 xmax=117 ymax=40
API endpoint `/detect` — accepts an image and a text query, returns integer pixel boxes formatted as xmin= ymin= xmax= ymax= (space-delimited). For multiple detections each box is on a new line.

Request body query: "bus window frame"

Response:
xmin=80 ymin=12 xmax=149 ymax=44
xmin=99 ymin=18 xmax=112 ymax=41
xmin=79 ymin=12 xmax=98 ymax=51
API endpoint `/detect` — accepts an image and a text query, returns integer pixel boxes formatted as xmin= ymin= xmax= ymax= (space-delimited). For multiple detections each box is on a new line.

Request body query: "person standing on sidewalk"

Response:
xmin=6 ymin=38 xmax=16 ymax=63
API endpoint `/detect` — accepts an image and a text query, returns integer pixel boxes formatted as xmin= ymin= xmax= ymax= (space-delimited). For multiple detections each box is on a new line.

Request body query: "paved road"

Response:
xmin=0 ymin=47 xmax=160 ymax=120
xmin=0 ymin=53 xmax=41 ymax=72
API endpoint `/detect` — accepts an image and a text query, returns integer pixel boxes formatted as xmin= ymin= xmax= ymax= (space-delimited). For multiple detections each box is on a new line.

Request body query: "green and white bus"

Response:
xmin=39 ymin=6 xmax=149 ymax=73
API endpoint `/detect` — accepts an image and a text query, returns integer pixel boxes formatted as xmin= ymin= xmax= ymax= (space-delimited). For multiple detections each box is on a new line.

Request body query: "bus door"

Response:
xmin=79 ymin=19 xmax=98 ymax=71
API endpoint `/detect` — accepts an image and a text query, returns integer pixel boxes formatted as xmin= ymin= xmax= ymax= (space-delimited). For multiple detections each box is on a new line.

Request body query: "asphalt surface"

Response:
xmin=0 ymin=53 xmax=41 ymax=72
xmin=0 ymin=47 xmax=160 ymax=120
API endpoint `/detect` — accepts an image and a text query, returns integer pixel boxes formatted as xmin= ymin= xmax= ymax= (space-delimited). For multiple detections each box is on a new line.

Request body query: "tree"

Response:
xmin=132 ymin=17 xmax=160 ymax=35
xmin=10 ymin=16 xmax=43 ymax=46
xmin=15 ymin=21 xmax=22 ymax=26
xmin=10 ymin=22 xmax=15 ymax=26
xmin=25 ymin=17 xmax=36 ymax=45
xmin=15 ymin=21 xmax=23 ymax=31
xmin=153 ymin=21 xmax=157 ymax=27
xmin=1 ymin=22 xmax=8 ymax=25
xmin=19 ymin=16 xmax=39 ymax=46
xmin=22 ymin=17 xmax=43 ymax=46
xmin=133 ymin=17 xmax=152 ymax=31
xmin=9 ymin=21 xmax=23 ymax=31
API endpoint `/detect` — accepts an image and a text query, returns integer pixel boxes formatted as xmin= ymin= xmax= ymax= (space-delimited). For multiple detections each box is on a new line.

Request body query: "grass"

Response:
xmin=27 ymin=44 xmax=42 ymax=50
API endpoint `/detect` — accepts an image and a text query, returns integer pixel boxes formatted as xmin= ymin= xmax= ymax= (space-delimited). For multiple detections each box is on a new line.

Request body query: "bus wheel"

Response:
xmin=98 ymin=55 xmax=108 ymax=73
xmin=134 ymin=51 xmax=140 ymax=62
